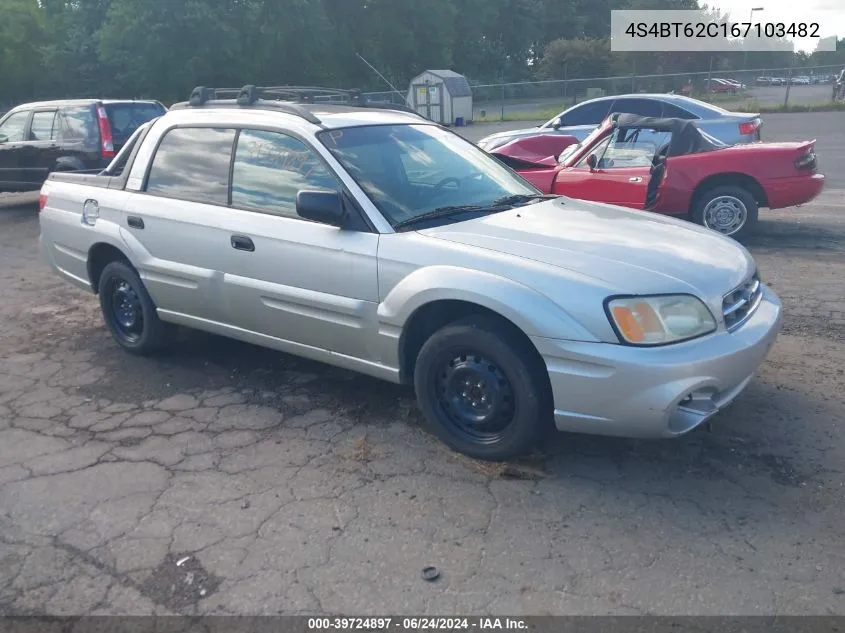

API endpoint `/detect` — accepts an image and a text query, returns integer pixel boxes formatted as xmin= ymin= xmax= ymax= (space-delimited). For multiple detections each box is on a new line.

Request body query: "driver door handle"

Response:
xmin=231 ymin=235 xmax=255 ymax=252
xmin=629 ymin=177 xmax=643 ymax=182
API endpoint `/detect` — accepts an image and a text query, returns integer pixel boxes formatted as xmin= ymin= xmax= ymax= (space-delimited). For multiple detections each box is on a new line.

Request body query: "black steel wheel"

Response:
xmin=436 ymin=351 xmax=516 ymax=444
xmin=414 ymin=316 xmax=550 ymax=461
xmin=98 ymin=260 xmax=170 ymax=355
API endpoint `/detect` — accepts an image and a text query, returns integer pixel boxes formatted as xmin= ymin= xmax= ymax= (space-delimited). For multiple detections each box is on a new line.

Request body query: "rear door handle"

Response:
xmin=127 ymin=215 xmax=144 ymax=229
xmin=231 ymin=235 xmax=255 ymax=252
xmin=629 ymin=177 xmax=643 ymax=183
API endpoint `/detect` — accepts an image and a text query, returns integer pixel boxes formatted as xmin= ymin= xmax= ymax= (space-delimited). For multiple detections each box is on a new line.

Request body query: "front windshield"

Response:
xmin=318 ymin=124 xmax=537 ymax=226
xmin=557 ymin=142 xmax=581 ymax=164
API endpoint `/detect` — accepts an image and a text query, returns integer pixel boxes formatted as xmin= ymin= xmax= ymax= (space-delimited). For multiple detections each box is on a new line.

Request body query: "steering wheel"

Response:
xmin=433 ymin=176 xmax=462 ymax=192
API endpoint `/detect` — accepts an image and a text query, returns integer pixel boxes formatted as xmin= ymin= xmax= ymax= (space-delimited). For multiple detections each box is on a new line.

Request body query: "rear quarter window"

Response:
xmin=145 ymin=126 xmax=236 ymax=205
xmin=58 ymin=106 xmax=98 ymax=145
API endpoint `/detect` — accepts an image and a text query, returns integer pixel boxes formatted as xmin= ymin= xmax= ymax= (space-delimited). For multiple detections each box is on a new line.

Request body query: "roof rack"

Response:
xmin=172 ymin=84 xmax=421 ymax=123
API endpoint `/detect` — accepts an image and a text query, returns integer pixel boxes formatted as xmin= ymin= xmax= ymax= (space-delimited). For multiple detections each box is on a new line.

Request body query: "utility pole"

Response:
xmin=743 ymin=7 xmax=764 ymax=70
xmin=784 ymin=48 xmax=796 ymax=107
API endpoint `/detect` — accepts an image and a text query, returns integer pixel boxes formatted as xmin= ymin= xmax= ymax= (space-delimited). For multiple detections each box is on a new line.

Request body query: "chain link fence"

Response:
xmin=2 ymin=64 xmax=841 ymax=122
xmin=470 ymin=64 xmax=844 ymax=122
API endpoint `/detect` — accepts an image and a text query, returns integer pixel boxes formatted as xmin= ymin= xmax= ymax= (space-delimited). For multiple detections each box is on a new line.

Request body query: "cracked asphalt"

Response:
xmin=1 ymin=115 xmax=844 ymax=616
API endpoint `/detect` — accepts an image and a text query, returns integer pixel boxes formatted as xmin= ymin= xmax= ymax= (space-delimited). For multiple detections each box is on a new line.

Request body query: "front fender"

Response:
xmin=378 ymin=265 xmax=599 ymax=343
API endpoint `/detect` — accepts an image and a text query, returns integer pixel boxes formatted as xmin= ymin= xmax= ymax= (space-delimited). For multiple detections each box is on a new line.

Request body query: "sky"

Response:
xmin=708 ymin=0 xmax=844 ymax=53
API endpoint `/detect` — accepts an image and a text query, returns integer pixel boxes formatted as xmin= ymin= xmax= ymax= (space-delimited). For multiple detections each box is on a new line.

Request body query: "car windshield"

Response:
xmin=557 ymin=142 xmax=581 ymax=163
xmin=560 ymin=123 xmax=608 ymax=165
xmin=318 ymin=124 xmax=538 ymax=227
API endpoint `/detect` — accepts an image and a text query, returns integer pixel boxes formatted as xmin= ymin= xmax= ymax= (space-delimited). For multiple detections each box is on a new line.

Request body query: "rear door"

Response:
xmin=0 ymin=110 xmax=32 ymax=189
xmin=55 ymin=105 xmax=103 ymax=169
xmin=24 ymin=109 xmax=60 ymax=185
xmin=121 ymin=125 xmax=238 ymax=322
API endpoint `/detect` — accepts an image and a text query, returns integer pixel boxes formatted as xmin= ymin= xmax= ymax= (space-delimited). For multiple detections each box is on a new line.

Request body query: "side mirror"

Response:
xmin=0 ymin=134 xmax=8 ymax=144
xmin=585 ymin=154 xmax=598 ymax=170
xmin=552 ymin=117 xmax=563 ymax=130
xmin=296 ymin=190 xmax=346 ymax=227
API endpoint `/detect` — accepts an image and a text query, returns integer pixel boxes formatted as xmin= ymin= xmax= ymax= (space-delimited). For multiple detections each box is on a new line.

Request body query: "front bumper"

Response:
xmin=531 ymin=285 xmax=782 ymax=438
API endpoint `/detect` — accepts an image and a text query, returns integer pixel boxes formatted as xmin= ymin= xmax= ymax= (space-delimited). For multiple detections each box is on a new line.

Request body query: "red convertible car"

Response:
xmin=490 ymin=113 xmax=825 ymax=240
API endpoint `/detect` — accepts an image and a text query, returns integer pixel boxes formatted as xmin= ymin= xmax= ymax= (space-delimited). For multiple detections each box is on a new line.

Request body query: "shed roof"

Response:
xmin=417 ymin=69 xmax=472 ymax=98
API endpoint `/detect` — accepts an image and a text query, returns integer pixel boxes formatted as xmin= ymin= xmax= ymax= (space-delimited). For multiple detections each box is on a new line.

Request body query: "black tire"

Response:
xmin=413 ymin=316 xmax=550 ymax=461
xmin=98 ymin=260 xmax=170 ymax=355
xmin=691 ymin=185 xmax=759 ymax=241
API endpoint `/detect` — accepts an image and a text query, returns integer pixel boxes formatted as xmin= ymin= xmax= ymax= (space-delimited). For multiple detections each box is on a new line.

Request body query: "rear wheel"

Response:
xmin=691 ymin=185 xmax=758 ymax=241
xmin=413 ymin=316 xmax=550 ymax=461
xmin=98 ymin=261 xmax=170 ymax=355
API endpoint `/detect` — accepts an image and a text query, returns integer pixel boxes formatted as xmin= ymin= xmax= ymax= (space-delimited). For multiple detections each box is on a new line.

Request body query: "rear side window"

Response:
xmin=145 ymin=127 xmax=236 ymax=205
xmin=611 ymin=98 xmax=662 ymax=118
xmin=29 ymin=111 xmax=58 ymax=141
xmin=231 ymin=129 xmax=340 ymax=217
xmin=662 ymin=103 xmax=697 ymax=119
xmin=104 ymin=102 xmax=166 ymax=143
xmin=0 ymin=111 xmax=30 ymax=142
xmin=58 ymin=106 xmax=98 ymax=144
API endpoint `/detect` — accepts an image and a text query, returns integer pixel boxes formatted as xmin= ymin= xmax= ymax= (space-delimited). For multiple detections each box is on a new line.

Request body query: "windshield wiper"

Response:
xmin=490 ymin=194 xmax=559 ymax=206
xmin=393 ymin=205 xmax=491 ymax=230
xmin=393 ymin=195 xmax=560 ymax=231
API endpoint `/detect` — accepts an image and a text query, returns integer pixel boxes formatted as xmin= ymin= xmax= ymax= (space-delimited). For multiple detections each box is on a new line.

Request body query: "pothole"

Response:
xmin=139 ymin=553 xmax=221 ymax=611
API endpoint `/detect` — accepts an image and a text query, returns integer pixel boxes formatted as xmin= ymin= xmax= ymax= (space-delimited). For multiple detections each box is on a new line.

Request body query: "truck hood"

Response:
xmin=419 ymin=198 xmax=754 ymax=303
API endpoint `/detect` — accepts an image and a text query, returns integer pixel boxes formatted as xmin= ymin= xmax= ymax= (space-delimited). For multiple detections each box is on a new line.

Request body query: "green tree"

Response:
xmin=0 ymin=0 xmax=46 ymax=102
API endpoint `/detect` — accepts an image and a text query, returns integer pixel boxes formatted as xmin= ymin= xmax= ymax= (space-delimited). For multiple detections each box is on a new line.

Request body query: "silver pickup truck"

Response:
xmin=38 ymin=85 xmax=782 ymax=461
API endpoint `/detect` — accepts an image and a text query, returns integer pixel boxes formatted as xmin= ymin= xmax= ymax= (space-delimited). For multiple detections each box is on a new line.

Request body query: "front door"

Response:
xmin=554 ymin=127 xmax=665 ymax=209
xmin=221 ymin=128 xmax=379 ymax=360
xmin=0 ymin=110 xmax=32 ymax=189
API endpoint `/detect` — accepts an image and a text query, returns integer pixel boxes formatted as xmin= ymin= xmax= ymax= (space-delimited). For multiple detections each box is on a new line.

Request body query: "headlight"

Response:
xmin=605 ymin=295 xmax=716 ymax=346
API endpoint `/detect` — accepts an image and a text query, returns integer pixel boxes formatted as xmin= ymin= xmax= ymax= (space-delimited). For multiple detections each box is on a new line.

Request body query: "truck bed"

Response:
xmin=47 ymin=170 xmax=126 ymax=191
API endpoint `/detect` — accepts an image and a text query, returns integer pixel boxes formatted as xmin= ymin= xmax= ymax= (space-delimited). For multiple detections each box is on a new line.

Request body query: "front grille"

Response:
xmin=723 ymin=272 xmax=763 ymax=332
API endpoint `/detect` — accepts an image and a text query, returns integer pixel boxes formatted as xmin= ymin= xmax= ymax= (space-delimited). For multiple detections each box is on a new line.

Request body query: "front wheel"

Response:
xmin=413 ymin=316 xmax=550 ymax=461
xmin=691 ymin=185 xmax=759 ymax=241
xmin=98 ymin=260 xmax=170 ymax=355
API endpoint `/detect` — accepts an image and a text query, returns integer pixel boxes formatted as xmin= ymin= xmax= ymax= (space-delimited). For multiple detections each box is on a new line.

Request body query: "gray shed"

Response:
xmin=407 ymin=70 xmax=473 ymax=125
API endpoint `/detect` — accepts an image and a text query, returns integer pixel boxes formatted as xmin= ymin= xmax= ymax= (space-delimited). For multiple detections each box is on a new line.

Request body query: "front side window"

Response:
xmin=29 ymin=111 xmax=57 ymax=141
xmin=588 ymin=127 xmax=668 ymax=169
xmin=0 ymin=111 xmax=30 ymax=142
xmin=145 ymin=127 xmax=236 ymax=205
xmin=231 ymin=129 xmax=340 ymax=217
xmin=557 ymin=100 xmax=614 ymax=127
xmin=319 ymin=124 xmax=536 ymax=226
